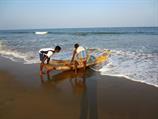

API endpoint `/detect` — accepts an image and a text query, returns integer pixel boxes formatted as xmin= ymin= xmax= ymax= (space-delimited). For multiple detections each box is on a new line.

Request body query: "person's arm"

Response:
xmin=70 ymin=50 xmax=76 ymax=63
xmin=46 ymin=51 xmax=53 ymax=64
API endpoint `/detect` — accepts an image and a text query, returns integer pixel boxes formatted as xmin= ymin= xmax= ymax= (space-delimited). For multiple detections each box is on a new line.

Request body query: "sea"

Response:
xmin=0 ymin=27 xmax=158 ymax=87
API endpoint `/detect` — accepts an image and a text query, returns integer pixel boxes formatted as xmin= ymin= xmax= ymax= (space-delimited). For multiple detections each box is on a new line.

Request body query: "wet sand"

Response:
xmin=0 ymin=56 xmax=158 ymax=119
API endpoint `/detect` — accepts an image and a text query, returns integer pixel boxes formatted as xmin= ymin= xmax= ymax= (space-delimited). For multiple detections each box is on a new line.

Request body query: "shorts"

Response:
xmin=76 ymin=50 xmax=87 ymax=60
xmin=39 ymin=53 xmax=45 ymax=61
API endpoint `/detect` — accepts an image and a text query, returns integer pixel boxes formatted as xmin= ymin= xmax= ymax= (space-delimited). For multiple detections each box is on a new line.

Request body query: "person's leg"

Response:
xmin=46 ymin=69 xmax=51 ymax=80
xmin=80 ymin=50 xmax=87 ymax=72
xmin=74 ymin=60 xmax=78 ymax=74
xmin=39 ymin=53 xmax=44 ymax=76
xmin=47 ymin=58 xmax=50 ymax=64
xmin=83 ymin=60 xmax=87 ymax=71
xmin=40 ymin=73 xmax=44 ymax=83
xmin=40 ymin=62 xmax=44 ymax=76
xmin=46 ymin=66 xmax=56 ymax=78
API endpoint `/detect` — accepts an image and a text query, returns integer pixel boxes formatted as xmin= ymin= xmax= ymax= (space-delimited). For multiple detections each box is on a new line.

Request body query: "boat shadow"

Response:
xmin=40 ymin=69 xmax=98 ymax=119
xmin=40 ymin=68 xmax=93 ymax=83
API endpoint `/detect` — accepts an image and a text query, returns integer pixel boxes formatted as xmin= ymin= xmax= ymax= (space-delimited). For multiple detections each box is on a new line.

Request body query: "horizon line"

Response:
xmin=0 ymin=26 xmax=158 ymax=31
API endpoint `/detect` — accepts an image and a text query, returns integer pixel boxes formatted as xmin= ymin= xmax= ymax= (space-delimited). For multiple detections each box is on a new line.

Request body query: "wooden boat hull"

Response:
xmin=43 ymin=49 xmax=111 ymax=71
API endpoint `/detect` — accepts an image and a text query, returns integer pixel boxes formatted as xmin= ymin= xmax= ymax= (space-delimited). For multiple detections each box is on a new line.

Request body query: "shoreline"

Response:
xmin=1 ymin=54 xmax=158 ymax=88
xmin=101 ymin=74 xmax=158 ymax=88
xmin=0 ymin=56 xmax=158 ymax=119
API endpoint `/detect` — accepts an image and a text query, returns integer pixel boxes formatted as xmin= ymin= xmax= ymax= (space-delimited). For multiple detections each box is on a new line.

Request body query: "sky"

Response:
xmin=0 ymin=0 xmax=158 ymax=30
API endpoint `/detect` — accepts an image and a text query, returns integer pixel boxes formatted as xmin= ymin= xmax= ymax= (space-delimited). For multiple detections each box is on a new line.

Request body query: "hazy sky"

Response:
xmin=0 ymin=0 xmax=158 ymax=29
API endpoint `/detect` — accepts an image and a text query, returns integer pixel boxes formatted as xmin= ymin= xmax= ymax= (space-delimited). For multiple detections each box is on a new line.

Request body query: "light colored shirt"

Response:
xmin=76 ymin=46 xmax=85 ymax=54
xmin=39 ymin=48 xmax=54 ymax=58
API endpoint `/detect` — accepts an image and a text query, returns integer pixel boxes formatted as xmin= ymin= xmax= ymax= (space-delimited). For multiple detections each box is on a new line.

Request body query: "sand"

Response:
xmin=0 ymin=56 xmax=158 ymax=119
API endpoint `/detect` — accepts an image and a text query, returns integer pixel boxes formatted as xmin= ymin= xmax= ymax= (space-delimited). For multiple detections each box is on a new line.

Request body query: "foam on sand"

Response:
xmin=97 ymin=50 xmax=158 ymax=87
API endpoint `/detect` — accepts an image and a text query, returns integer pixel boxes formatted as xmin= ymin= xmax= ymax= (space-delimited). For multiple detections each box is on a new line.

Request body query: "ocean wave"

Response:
xmin=34 ymin=31 xmax=48 ymax=35
xmin=1 ymin=40 xmax=158 ymax=88
xmin=0 ymin=41 xmax=39 ymax=64
xmin=0 ymin=27 xmax=158 ymax=36
xmin=37 ymin=31 xmax=158 ymax=36
xmin=98 ymin=50 xmax=158 ymax=88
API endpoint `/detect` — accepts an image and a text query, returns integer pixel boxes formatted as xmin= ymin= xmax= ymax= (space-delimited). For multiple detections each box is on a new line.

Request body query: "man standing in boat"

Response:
xmin=39 ymin=46 xmax=61 ymax=76
xmin=70 ymin=43 xmax=87 ymax=73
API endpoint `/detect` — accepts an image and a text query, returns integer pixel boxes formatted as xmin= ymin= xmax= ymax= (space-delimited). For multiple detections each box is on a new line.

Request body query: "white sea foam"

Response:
xmin=0 ymin=41 xmax=39 ymax=64
xmin=35 ymin=31 xmax=48 ymax=35
xmin=1 ymin=40 xmax=158 ymax=87
xmin=97 ymin=50 xmax=158 ymax=87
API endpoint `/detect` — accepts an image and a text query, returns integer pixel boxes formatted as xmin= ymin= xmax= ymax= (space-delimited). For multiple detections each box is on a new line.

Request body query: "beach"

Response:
xmin=0 ymin=56 xmax=158 ymax=119
xmin=0 ymin=0 xmax=158 ymax=118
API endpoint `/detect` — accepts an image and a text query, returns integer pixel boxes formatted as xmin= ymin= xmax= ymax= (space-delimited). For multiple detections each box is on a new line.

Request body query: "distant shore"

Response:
xmin=0 ymin=56 xmax=158 ymax=119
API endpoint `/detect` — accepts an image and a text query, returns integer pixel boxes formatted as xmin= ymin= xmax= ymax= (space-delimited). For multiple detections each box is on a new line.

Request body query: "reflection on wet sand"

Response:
xmin=40 ymin=69 xmax=98 ymax=119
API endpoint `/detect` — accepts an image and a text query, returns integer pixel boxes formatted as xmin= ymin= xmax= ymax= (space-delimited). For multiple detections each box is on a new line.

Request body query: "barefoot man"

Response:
xmin=70 ymin=43 xmax=87 ymax=74
xmin=39 ymin=46 xmax=61 ymax=76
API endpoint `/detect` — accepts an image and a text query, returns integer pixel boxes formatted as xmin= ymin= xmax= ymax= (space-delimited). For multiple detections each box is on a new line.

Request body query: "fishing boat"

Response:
xmin=43 ymin=48 xmax=111 ymax=72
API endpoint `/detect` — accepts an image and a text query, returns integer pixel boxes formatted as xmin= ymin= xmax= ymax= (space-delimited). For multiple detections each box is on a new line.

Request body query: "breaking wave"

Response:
xmin=0 ymin=41 xmax=39 ymax=64
xmin=98 ymin=50 xmax=158 ymax=87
